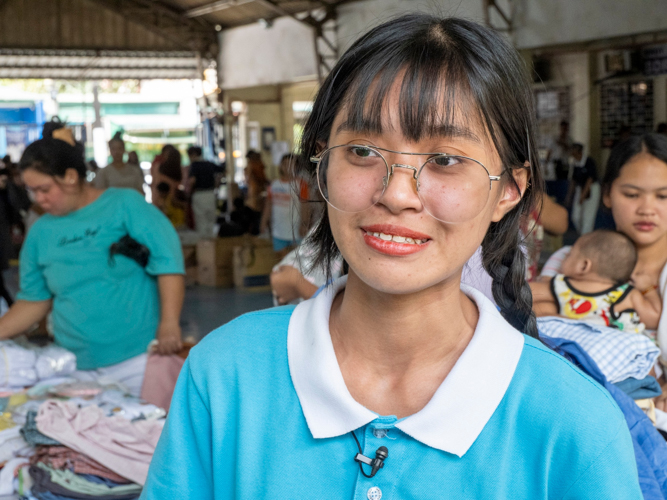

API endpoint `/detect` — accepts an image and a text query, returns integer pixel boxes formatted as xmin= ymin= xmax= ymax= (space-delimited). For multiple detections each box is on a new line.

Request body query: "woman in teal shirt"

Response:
xmin=143 ymin=15 xmax=642 ymax=499
xmin=0 ymin=138 xmax=184 ymax=395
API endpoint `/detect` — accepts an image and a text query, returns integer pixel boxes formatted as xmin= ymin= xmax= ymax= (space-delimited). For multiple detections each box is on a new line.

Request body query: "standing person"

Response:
xmin=260 ymin=153 xmax=310 ymax=252
xmin=569 ymin=143 xmax=600 ymax=235
xmin=546 ymin=120 xmax=573 ymax=181
xmin=186 ymin=146 xmax=221 ymax=238
xmin=0 ymin=138 xmax=185 ymax=395
xmin=142 ymin=15 xmax=641 ymax=499
xmin=244 ymin=151 xmax=268 ymax=234
xmin=94 ymin=132 xmax=145 ymax=194
xmin=0 ymin=167 xmax=18 ymax=308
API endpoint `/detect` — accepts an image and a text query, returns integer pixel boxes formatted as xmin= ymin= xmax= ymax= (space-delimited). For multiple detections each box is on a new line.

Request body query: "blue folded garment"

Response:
xmin=615 ymin=376 xmax=663 ymax=400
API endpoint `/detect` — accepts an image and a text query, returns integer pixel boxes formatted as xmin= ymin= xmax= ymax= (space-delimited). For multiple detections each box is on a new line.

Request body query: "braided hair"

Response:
xmin=296 ymin=14 xmax=543 ymax=337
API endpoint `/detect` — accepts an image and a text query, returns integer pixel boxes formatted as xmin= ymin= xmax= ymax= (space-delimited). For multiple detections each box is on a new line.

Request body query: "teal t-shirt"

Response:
xmin=17 ymin=188 xmax=184 ymax=370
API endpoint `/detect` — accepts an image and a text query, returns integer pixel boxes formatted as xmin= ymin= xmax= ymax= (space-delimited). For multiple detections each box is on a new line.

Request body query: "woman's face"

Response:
xmin=325 ymin=97 xmax=526 ymax=295
xmin=109 ymin=141 xmax=125 ymax=163
xmin=604 ymin=152 xmax=667 ymax=248
xmin=22 ymin=168 xmax=81 ymax=216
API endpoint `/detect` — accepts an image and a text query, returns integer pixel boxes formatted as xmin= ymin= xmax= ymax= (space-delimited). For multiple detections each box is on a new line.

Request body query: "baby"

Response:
xmin=530 ymin=230 xmax=661 ymax=332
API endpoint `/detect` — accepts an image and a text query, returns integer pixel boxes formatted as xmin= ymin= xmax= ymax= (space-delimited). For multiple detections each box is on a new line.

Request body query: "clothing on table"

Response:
xmin=72 ymin=353 xmax=148 ymax=398
xmin=614 ymin=376 xmax=663 ymax=400
xmin=0 ymin=456 xmax=29 ymax=495
xmin=0 ymin=341 xmax=37 ymax=387
xmin=267 ymin=178 xmax=308 ymax=244
xmin=36 ymin=400 xmax=163 ymax=485
xmin=139 ymin=353 xmax=184 ymax=411
xmin=21 ymin=411 xmax=60 ymax=447
xmin=191 ymin=190 xmax=217 ymax=238
xmin=551 ymin=274 xmax=645 ymax=333
xmin=94 ymin=166 xmax=144 ymax=194
xmin=537 ymin=317 xmax=659 ymax=383
xmin=31 ymin=446 xmax=131 ymax=485
xmin=30 ymin=463 xmax=140 ymax=500
xmin=0 ymin=425 xmax=30 ymax=464
xmin=543 ymin=335 xmax=667 ymax=500
xmin=142 ymin=276 xmax=641 ymax=500
xmin=188 ymin=160 xmax=221 ymax=191
xmin=17 ymin=188 xmax=184 ymax=370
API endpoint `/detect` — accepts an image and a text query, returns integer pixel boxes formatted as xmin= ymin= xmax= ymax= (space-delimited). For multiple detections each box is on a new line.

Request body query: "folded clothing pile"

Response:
xmin=0 ymin=341 xmax=76 ymax=388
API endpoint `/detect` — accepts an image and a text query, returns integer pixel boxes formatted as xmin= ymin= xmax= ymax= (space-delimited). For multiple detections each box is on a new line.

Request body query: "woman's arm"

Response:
xmin=156 ymin=274 xmax=184 ymax=355
xmin=0 ymin=299 xmax=52 ymax=339
xmin=540 ymin=193 xmax=568 ymax=236
xmin=529 ymin=281 xmax=559 ymax=316
xmin=627 ymin=288 xmax=662 ymax=331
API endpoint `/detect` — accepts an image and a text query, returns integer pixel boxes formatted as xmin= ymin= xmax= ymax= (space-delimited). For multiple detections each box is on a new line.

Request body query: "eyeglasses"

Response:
xmin=310 ymin=144 xmax=502 ymax=224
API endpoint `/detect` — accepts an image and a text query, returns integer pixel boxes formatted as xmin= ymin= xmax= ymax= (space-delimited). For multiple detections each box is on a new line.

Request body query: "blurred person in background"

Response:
xmin=0 ymin=166 xmax=19 ymax=308
xmin=154 ymin=181 xmax=187 ymax=230
xmin=0 ymin=138 xmax=185 ymax=395
xmin=569 ymin=143 xmax=600 ymax=235
xmin=127 ymin=150 xmax=141 ymax=170
xmin=244 ymin=150 xmax=268 ymax=235
xmin=657 ymin=123 xmax=667 ymax=137
xmin=186 ymin=146 xmax=221 ymax=238
xmin=261 ymin=153 xmax=311 ymax=253
xmin=94 ymin=132 xmax=144 ymax=194
xmin=546 ymin=120 xmax=573 ymax=181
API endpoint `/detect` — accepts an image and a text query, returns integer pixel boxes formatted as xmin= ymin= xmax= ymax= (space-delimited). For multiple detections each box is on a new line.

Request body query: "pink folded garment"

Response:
xmin=140 ymin=353 xmax=185 ymax=412
xmin=35 ymin=400 xmax=163 ymax=485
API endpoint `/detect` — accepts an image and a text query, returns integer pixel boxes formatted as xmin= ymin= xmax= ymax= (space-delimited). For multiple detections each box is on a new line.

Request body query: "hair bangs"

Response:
xmin=338 ymin=49 xmax=484 ymax=144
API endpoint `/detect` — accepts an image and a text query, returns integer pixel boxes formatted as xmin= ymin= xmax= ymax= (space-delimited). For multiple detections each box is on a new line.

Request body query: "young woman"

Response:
xmin=0 ymin=138 xmax=185 ymax=395
xmin=94 ymin=132 xmax=145 ymax=193
xmin=142 ymin=15 xmax=641 ymax=499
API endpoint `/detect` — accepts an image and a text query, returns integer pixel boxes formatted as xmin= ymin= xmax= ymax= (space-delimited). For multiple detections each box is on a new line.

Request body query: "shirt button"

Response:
xmin=372 ymin=428 xmax=387 ymax=438
xmin=367 ymin=486 xmax=382 ymax=500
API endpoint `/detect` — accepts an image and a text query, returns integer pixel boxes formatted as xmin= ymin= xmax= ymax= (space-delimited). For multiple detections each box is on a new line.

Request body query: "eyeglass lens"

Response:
xmin=317 ymin=145 xmax=493 ymax=223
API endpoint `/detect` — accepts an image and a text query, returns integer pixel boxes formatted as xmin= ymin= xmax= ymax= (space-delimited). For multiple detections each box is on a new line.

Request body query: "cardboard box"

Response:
xmin=233 ymin=240 xmax=279 ymax=292
xmin=196 ymin=237 xmax=246 ymax=287
xmin=182 ymin=245 xmax=197 ymax=268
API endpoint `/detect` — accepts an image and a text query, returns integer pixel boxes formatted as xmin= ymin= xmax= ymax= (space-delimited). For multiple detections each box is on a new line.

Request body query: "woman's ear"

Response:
xmin=62 ymin=168 xmax=80 ymax=185
xmin=491 ymin=167 xmax=528 ymax=222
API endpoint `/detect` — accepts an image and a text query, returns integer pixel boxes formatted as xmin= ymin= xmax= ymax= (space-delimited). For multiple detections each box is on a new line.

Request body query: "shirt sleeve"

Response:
xmin=561 ymin=423 xmax=643 ymax=500
xmin=121 ymin=191 xmax=184 ymax=276
xmin=141 ymin=359 xmax=213 ymax=499
xmin=93 ymin=169 xmax=108 ymax=189
xmin=16 ymin=224 xmax=52 ymax=302
xmin=540 ymin=246 xmax=571 ymax=278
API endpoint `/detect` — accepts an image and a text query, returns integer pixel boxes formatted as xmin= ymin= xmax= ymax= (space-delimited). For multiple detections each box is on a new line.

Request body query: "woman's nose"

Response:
xmin=378 ymin=164 xmax=423 ymax=214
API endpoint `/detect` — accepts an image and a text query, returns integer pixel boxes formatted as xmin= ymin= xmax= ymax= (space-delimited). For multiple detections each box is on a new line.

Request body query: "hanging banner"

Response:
xmin=643 ymin=44 xmax=667 ymax=76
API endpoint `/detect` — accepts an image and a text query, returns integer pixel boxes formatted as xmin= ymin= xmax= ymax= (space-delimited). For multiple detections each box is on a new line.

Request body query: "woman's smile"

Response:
xmin=361 ymin=223 xmax=432 ymax=256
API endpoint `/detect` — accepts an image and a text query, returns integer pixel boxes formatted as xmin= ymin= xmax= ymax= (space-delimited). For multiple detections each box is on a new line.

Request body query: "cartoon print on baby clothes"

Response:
xmin=550 ymin=274 xmax=645 ymax=334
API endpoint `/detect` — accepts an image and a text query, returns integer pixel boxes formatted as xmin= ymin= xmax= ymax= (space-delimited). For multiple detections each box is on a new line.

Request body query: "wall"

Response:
xmin=219 ymin=16 xmax=317 ymax=89
xmin=513 ymin=0 xmax=667 ymax=49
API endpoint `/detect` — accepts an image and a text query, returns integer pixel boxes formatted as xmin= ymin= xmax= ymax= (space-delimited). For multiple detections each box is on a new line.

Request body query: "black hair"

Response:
xmin=19 ymin=138 xmax=87 ymax=180
xmin=602 ymin=133 xmax=667 ymax=194
xmin=571 ymin=143 xmax=584 ymax=154
xmin=156 ymin=182 xmax=170 ymax=194
xmin=159 ymin=148 xmax=183 ymax=183
xmin=109 ymin=131 xmax=124 ymax=147
xmin=575 ymin=230 xmax=637 ymax=284
xmin=188 ymin=146 xmax=203 ymax=157
xmin=296 ymin=14 xmax=543 ymax=337
xmin=657 ymin=123 xmax=667 ymax=134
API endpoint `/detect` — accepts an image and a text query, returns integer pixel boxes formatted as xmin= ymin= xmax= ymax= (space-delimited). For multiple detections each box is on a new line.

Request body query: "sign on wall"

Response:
xmin=643 ymin=44 xmax=667 ymax=76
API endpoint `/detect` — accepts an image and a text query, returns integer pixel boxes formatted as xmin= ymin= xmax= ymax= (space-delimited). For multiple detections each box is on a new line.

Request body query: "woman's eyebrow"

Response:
xmin=620 ymin=184 xmax=667 ymax=191
xmin=335 ymin=121 xmax=482 ymax=144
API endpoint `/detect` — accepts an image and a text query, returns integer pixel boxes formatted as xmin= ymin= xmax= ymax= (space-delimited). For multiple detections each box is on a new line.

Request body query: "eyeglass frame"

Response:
xmin=310 ymin=144 xmax=502 ymax=197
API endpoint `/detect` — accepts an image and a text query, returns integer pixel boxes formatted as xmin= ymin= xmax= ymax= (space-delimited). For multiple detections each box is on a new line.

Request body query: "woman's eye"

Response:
xmin=349 ymin=147 xmax=376 ymax=158
xmin=430 ymin=155 xmax=460 ymax=167
xmin=623 ymin=192 xmax=639 ymax=199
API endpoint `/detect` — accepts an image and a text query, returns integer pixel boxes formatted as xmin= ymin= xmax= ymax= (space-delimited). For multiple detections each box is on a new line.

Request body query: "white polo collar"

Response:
xmin=287 ymin=275 xmax=525 ymax=457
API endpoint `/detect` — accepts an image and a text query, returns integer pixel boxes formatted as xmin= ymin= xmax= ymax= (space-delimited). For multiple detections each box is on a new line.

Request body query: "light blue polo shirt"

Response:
xmin=17 ymin=188 xmax=184 ymax=370
xmin=142 ymin=277 xmax=642 ymax=499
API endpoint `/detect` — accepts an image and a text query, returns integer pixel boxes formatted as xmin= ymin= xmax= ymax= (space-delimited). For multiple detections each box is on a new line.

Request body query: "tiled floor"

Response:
xmin=2 ymin=267 xmax=274 ymax=341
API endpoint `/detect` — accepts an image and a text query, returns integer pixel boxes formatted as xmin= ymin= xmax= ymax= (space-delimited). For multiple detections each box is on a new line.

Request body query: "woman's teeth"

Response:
xmin=367 ymin=231 xmax=425 ymax=245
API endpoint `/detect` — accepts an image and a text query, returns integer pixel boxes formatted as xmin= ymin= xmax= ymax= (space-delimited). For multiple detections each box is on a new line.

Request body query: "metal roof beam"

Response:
xmin=185 ymin=0 xmax=254 ymax=18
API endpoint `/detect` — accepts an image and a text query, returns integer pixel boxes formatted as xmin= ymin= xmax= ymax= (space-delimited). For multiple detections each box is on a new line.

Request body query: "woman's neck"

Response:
xmin=329 ymin=271 xmax=478 ymax=417
xmin=635 ymin=234 xmax=667 ymax=278
xmin=331 ymin=271 xmax=477 ymax=375
xmin=110 ymin=160 xmax=126 ymax=169
xmin=71 ymin=184 xmax=103 ymax=212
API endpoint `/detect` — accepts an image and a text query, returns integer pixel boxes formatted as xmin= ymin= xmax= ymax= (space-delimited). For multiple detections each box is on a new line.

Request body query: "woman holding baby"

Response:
xmin=539 ymin=133 xmax=667 ymax=406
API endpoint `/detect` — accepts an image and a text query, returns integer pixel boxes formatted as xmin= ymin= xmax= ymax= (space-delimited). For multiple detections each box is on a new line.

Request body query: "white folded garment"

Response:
xmin=538 ymin=316 xmax=660 ymax=384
